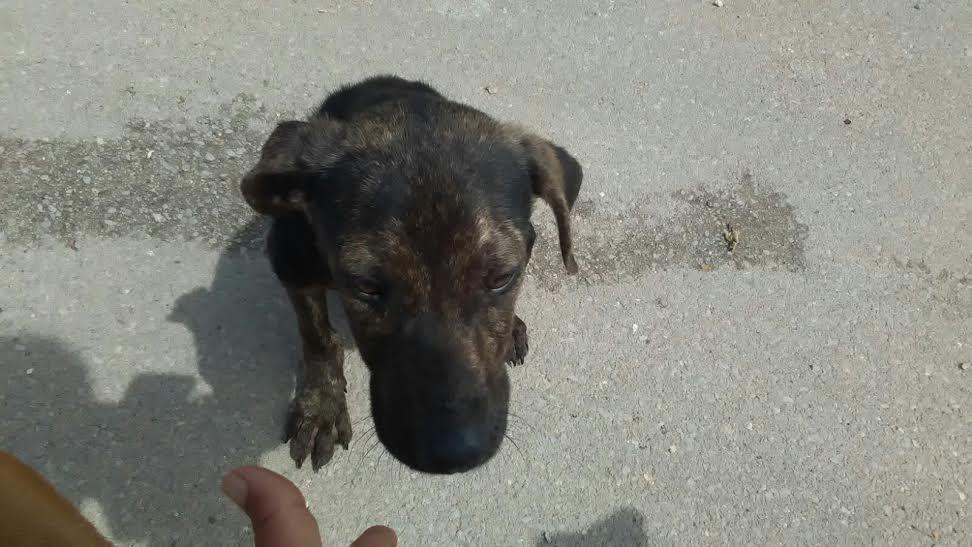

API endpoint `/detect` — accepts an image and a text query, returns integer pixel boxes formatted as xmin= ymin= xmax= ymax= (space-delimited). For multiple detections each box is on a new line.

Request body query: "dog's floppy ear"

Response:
xmin=240 ymin=119 xmax=343 ymax=215
xmin=520 ymin=134 xmax=583 ymax=274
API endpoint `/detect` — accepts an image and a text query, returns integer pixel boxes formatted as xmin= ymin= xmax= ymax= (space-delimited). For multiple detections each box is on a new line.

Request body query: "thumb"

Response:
xmin=351 ymin=525 xmax=398 ymax=547
xmin=221 ymin=466 xmax=322 ymax=547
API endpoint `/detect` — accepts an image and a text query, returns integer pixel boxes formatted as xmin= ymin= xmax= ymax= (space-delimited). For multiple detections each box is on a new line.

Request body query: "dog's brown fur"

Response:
xmin=241 ymin=76 xmax=582 ymax=474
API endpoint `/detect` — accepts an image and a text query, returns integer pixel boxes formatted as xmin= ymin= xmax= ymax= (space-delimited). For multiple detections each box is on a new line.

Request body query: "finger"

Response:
xmin=350 ymin=525 xmax=398 ymax=547
xmin=221 ymin=466 xmax=322 ymax=547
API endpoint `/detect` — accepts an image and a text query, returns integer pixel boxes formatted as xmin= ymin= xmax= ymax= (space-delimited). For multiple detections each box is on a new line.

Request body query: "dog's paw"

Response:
xmin=283 ymin=380 xmax=352 ymax=471
xmin=507 ymin=315 xmax=529 ymax=366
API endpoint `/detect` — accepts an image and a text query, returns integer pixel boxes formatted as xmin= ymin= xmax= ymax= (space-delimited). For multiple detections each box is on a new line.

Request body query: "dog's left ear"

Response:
xmin=520 ymin=134 xmax=583 ymax=274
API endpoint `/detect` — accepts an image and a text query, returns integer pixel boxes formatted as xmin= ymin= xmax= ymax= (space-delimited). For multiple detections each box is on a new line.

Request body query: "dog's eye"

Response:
xmin=352 ymin=278 xmax=383 ymax=301
xmin=485 ymin=269 xmax=518 ymax=293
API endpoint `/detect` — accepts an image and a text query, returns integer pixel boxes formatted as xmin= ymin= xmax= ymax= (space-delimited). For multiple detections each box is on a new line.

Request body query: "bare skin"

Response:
xmin=221 ymin=466 xmax=396 ymax=547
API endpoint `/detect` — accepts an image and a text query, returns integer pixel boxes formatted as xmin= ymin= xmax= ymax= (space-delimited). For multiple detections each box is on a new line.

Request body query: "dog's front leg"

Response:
xmin=283 ymin=287 xmax=352 ymax=470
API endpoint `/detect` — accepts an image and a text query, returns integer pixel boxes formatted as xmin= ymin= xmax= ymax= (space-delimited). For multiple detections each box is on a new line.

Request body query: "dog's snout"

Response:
xmin=402 ymin=314 xmax=452 ymax=345
xmin=426 ymin=420 xmax=490 ymax=473
xmin=399 ymin=314 xmax=468 ymax=372
xmin=368 ymin=312 xmax=510 ymax=474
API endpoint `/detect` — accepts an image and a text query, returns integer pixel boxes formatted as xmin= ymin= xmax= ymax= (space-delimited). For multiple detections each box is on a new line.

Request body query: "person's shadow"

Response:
xmin=0 ymin=217 xmax=302 ymax=545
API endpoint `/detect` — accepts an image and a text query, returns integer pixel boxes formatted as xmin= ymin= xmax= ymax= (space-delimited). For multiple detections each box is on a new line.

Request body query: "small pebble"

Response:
xmin=25 ymin=368 xmax=34 ymax=375
xmin=843 ymin=118 xmax=852 ymax=125
xmin=713 ymin=0 xmax=724 ymax=6
xmin=204 ymin=152 xmax=216 ymax=162
xmin=958 ymin=362 xmax=968 ymax=371
xmin=631 ymin=324 xmax=639 ymax=333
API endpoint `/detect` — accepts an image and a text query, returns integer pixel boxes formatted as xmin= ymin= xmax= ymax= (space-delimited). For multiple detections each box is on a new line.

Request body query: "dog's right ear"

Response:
xmin=519 ymin=134 xmax=584 ymax=275
xmin=240 ymin=119 xmax=343 ymax=215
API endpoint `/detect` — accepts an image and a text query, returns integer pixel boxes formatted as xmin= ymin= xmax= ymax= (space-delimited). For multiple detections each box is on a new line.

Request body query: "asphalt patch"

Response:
xmin=527 ymin=171 xmax=810 ymax=289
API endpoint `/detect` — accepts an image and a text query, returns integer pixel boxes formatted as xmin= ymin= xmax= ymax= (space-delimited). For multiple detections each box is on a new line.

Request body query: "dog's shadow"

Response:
xmin=0 ymin=218 xmax=299 ymax=545
xmin=538 ymin=508 xmax=650 ymax=547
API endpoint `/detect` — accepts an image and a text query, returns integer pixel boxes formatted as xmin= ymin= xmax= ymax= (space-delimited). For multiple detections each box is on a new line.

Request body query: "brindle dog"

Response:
xmin=241 ymin=76 xmax=582 ymax=474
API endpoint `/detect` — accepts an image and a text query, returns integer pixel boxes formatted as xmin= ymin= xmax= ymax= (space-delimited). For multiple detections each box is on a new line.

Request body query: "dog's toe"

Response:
xmin=507 ymin=315 xmax=529 ymax=366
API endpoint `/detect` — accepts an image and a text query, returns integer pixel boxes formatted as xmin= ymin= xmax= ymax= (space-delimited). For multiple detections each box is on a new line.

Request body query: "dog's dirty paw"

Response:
xmin=283 ymin=381 xmax=352 ymax=471
xmin=507 ymin=315 xmax=529 ymax=366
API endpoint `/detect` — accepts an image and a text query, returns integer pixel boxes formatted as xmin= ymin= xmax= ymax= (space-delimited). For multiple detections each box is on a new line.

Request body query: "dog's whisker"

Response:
xmin=374 ymin=443 xmax=395 ymax=482
xmin=395 ymin=456 xmax=405 ymax=483
xmin=344 ymin=432 xmax=364 ymax=468
xmin=504 ymin=432 xmax=530 ymax=468
xmin=495 ymin=448 xmax=513 ymax=481
xmin=365 ymin=436 xmax=383 ymax=459
xmin=507 ymin=411 xmax=539 ymax=433
xmin=376 ymin=445 xmax=390 ymax=476
xmin=357 ymin=435 xmax=383 ymax=469
xmin=347 ymin=427 xmax=376 ymax=467
xmin=351 ymin=425 xmax=376 ymax=451
xmin=498 ymin=444 xmax=515 ymax=471
xmin=508 ymin=420 xmax=539 ymax=443
xmin=512 ymin=399 xmax=554 ymax=423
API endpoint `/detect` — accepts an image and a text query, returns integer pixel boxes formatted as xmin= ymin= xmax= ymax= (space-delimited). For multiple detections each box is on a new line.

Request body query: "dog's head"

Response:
xmin=241 ymin=96 xmax=582 ymax=474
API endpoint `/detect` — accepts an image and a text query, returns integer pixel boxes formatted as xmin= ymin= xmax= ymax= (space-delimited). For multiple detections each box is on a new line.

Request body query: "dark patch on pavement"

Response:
xmin=0 ymin=95 xmax=281 ymax=253
xmin=528 ymin=171 xmax=810 ymax=289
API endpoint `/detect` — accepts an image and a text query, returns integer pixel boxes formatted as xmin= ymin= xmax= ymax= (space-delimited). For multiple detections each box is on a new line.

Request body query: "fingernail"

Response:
xmin=221 ymin=471 xmax=248 ymax=508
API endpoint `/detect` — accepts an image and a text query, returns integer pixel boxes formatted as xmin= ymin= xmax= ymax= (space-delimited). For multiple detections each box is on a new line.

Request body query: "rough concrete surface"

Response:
xmin=1 ymin=1 xmax=969 ymax=545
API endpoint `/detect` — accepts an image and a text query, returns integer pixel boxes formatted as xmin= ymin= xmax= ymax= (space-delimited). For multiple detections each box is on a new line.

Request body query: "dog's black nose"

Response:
xmin=426 ymin=425 xmax=489 ymax=472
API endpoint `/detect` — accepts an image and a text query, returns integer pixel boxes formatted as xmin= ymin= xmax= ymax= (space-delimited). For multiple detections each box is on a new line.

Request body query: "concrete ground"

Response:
xmin=1 ymin=1 xmax=969 ymax=545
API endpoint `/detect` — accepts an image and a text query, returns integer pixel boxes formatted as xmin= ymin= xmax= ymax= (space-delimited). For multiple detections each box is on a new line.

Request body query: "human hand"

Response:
xmin=221 ymin=466 xmax=396 ymax=547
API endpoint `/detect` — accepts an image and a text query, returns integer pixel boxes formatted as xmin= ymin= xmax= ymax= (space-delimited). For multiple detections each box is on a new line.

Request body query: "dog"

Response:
xmin=0 ymin=451 xmax=111 ymax=547
xmin=241 ymin=76 xmax=583 ymax=474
